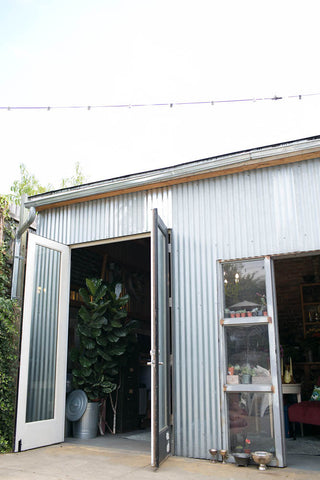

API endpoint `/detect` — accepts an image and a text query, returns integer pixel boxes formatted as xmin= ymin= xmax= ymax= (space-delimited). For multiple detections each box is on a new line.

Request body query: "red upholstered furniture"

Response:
xmin=288 ymin=401 xmax=320 ymax=438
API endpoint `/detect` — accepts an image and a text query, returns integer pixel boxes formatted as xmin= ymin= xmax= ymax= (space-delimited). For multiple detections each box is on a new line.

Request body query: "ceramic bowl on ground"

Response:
xmin=233 ymin=452 xmax=250 ymax=466
xmin=251 ymin=451 xmax=273 ymax=471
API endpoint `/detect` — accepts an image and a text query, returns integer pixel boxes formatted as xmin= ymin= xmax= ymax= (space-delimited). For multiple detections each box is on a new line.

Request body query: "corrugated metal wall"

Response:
xmin=36 ymin=158 xmax=320 ymax=460
xmin=171 ymin=158 xmax=320 ymax=459
xmin=37 ymin=188 xmax=172 ymax=243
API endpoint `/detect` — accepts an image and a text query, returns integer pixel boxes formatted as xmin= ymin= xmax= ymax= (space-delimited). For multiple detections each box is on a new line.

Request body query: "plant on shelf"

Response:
xmin=70 ymin=278 xmax=138 ymax=432
xmin=256 ymin=292 xmax=267 ymax=315
xmin=240 ymin=365 xmax=255 ymax=384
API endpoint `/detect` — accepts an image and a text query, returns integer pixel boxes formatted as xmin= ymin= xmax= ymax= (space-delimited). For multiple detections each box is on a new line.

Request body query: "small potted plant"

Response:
xmin=240 ymin=365 xmax=253 ymax=384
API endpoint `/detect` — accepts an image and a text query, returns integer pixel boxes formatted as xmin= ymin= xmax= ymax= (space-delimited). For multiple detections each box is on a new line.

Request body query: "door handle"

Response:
xmin=147 ymin=360 xmax=164 ymax=366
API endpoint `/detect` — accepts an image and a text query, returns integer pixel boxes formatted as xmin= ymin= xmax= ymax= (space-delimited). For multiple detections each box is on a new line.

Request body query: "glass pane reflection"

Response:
xmin=26 ymin=245 xmax=61 ymax=422
xmin=227 ymin=392 xmax=275 ymax=454
xmin=158 ymin=229 xmax=168 ymax=430
xmin=225 ymin=325 xmax=271 ymax=384
xmin=223 ymin=260 xmax=267 ymax=317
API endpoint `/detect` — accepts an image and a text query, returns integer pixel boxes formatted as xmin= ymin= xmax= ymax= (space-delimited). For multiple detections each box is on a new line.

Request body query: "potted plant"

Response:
xmin=240 ymin=365 xmax=253 ymax=384
xmin=70 ymin=278 xmax=137 ymax=438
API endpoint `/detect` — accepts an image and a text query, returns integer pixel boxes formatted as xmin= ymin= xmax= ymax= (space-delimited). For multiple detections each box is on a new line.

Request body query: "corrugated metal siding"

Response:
xmin=35 ymin=157 xmax=320 ymax=460
xmin=171 ymin=181 xmax=220 ymax=459
xmin=37 ymin=188 xmax=172 ymax=243
xmin=171 ymin=158 xmax=320 ymax=458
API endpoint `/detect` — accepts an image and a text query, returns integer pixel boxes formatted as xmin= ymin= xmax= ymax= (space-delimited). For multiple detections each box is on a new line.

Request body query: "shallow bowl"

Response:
xmin=251 ymin=451 xmax=273 ymax=470
xmin=233 ymin=452 xmax=250 ymax=467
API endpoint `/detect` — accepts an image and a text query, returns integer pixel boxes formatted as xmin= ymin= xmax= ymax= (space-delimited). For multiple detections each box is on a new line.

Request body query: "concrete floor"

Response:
xmin=1 ymin=442 xmax=320 ymax=480
xmin=1 ymin=433 xmax=319 ymax=480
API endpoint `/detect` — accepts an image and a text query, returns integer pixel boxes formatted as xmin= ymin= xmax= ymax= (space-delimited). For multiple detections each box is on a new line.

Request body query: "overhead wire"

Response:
xmin=0 ymin=92 xmax=319 ymax=111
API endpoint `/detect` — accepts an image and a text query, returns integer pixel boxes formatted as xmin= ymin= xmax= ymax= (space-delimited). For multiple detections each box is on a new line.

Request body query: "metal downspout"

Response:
xmin=11 ymin=200 xmax=36 ymax=300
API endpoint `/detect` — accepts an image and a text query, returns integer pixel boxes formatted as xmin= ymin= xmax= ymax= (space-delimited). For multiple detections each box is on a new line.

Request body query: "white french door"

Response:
xmin=150 ymin=209 xmax=171 ymax=468
xmin=15 ymin=233 xmax=70 ymax=451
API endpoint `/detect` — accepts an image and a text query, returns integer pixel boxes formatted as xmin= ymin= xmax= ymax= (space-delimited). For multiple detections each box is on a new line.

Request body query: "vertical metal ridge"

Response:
xmin=37 ymin=188 xmax=172 ymax=244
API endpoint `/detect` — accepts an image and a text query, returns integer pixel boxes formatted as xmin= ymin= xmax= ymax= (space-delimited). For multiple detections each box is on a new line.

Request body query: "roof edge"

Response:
xmin=25 ymin=135 xmax=320 ymax=209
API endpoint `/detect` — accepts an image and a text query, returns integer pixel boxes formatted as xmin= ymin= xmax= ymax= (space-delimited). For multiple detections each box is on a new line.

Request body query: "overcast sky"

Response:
xmin=0 ymin=0 xmax=319 ymax=194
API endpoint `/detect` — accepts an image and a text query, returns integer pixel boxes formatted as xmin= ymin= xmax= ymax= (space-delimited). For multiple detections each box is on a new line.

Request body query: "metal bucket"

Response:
xmin=72 ymin=401 xmax=99 ymax=439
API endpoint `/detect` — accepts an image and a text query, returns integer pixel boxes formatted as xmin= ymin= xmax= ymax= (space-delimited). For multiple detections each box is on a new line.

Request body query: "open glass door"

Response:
xmin=15 ymin=232 xmax=70 ymax=451
xmin=219 ymin=257 xmax=286 ymax=467
xmin=150 ymin=209 xmax=171 ymax=468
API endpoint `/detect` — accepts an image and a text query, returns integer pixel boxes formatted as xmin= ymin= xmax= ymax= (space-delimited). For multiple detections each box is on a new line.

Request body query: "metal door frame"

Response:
xmin=218 ymin=256 xmax=286 ymax=467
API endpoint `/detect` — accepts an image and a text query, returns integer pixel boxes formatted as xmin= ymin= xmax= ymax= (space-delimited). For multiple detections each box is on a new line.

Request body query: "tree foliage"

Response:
xmin=9 ymin=162 xmax=87 ymax=205
xmin=0 ymin=197 xmax=20 ymax=453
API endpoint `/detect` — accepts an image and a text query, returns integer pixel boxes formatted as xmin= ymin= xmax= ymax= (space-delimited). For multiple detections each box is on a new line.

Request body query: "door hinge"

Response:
xmin=168 ymin=243 xmax=172 ymax=254
xmin=169 ymin=297 xmax=173 ymax=308
xmin=170 ymin=414 xmax=174 ymax=426
xmin=170 ymin=353 xmax=173 ymax=366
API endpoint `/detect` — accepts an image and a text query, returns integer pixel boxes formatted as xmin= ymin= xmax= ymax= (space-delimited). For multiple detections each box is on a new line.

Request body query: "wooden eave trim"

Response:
xmin=35 ymin=149 xmax=320 ymax=212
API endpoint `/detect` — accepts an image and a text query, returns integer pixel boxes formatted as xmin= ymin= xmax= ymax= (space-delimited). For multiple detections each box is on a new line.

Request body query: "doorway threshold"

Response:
xmin=65 ymin=430 xmax=150 ymax=453
xmin=286 ymin=436 xmax=320 ymax=471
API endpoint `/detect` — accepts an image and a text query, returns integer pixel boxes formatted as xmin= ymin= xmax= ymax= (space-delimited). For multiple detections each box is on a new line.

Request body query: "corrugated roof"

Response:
xmin=25 ymin=135 xmax=320 ymax=210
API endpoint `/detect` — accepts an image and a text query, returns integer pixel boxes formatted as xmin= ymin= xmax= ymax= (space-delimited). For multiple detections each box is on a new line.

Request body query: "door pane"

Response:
xmin=225 ymin=325 xmax=271 ymax=384
xmin=227 ymin=392 xmax=275 ymax=454
xmin=158 ymin=230 xmax=168 ymax=430
xmin=223 ymin=260 xmax=267 ymax=317
xmin=26 ymin=245 xmax=61 ymax=422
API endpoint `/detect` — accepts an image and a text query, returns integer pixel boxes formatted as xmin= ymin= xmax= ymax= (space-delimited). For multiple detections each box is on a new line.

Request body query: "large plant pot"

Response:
xmin=73 ymin=401 xmax=100 ymax=439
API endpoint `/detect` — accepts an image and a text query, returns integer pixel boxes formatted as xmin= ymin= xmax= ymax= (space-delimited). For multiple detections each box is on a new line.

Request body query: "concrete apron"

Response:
xmin=1 ymin=444 xmax=318 ymax=480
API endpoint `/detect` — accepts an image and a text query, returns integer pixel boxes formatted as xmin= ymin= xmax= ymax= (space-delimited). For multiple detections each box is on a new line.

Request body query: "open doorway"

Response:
xmin=274 ymin=254 xmax=320 ymax=463
xmin=66 ymin=236 xmax=152 ymax=451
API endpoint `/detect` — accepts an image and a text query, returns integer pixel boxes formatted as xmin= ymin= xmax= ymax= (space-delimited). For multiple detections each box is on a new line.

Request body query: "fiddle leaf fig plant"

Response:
xmin=71 ymin=278 xmax=137 ymax=401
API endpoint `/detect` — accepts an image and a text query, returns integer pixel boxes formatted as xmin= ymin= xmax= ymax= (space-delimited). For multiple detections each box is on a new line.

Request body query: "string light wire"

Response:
xmin=1 ymin=92 xmax=319 ymax=111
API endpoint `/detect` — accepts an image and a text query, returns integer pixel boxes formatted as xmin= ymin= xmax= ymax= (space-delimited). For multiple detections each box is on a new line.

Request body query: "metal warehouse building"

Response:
xmin=14 ymin=135 xmax=320 ymax=468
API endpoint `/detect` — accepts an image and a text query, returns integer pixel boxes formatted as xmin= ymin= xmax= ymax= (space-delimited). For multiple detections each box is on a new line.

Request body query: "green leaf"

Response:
xmin=108 ymin=346 xmax=126 ymax=356
xmin=96 ymin=336 xmax=108 ymax=346
xmin=110 ymin=319 xmax=122 ymax=328
xmin=107 ymin=334 xmax=120 ymax=343
xmin=82 ymin=338 xmax=95 ymax=350
xmin=79 ymin=356 xmax=96 ymax=368
xmin=97 ymin=349 xmax=112 ymax=361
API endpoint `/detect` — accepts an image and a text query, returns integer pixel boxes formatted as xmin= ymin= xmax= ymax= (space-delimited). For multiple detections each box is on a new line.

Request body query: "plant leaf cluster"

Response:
xmin=0 ymin=198 xmax=20 ymax=453
xmin=71 ymin=278 xmax=137 ymax=401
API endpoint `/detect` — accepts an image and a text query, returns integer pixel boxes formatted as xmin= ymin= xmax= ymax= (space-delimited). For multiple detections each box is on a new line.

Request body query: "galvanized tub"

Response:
xmin=72 ymin=402 xmax=99 ymax=439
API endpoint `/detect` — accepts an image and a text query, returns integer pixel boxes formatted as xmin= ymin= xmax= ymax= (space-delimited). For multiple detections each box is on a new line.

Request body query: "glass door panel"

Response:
xmin=223 ymin=259 xmax=267 ymax=318
xmin=26 ymin=245 xmax=61 ymax=422
xmin=220 ymin=258 xmax=285 ymax=467
xmin=227 ymin=392 xmax=275 ymax=453
xmin=225 ymin=325 xmax=271 ymax=385
xmin=15 ymin=233 xmax=70 ymax=452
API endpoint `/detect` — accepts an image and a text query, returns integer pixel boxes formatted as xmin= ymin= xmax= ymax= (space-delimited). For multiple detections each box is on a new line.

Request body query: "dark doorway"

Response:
xmin=66 ymin=237 xmax=151 ymax=446
xmin=274 ymin=254 xmax=320 ymax=448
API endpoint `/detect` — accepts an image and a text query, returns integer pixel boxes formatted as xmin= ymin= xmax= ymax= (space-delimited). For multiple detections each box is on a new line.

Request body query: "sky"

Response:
xmin=0 ymin=0 xmax=319 ymax=194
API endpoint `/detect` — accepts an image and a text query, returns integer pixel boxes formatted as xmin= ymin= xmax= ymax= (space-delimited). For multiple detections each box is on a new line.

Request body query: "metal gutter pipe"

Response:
xmin=11 ymin=203 xmax=36 ymax=300
xmin=24 ymin=137 xmax=320 ymax=209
